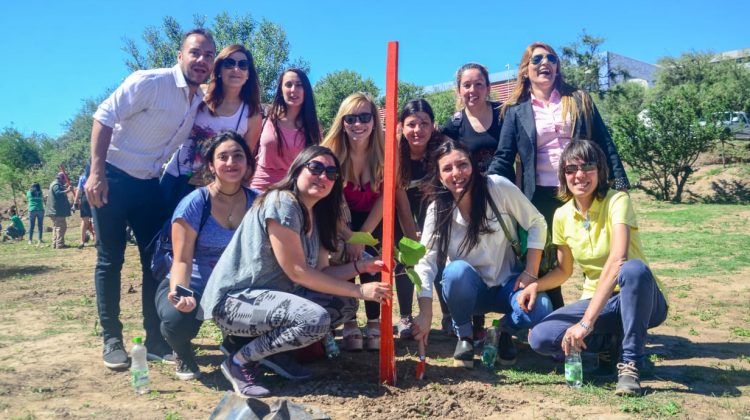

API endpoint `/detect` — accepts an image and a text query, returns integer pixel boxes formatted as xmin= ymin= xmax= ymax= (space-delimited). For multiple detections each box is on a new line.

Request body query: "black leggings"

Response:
xmin=531 ymin=186 xmax=565 ymax=310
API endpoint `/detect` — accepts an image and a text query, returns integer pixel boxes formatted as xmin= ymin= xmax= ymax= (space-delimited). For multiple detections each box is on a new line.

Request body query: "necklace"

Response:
xmin=216 ymin=186 xmax=243 ymax=197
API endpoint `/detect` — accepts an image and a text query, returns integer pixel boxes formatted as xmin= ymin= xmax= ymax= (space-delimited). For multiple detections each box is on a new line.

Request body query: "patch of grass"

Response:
xmin=196 ymin=321 xmax=223 ymax=344
xmin=649 ymin=354 xmax=664 ymax=363
xmin=689 ymin=328 xmax=699 ymax=336
xmin=619 ymin=398 xmax=681 ymax=417
xmin=739 ymin=354 xmax=750 ymax=363
xmin=676 ymin=292 xmax=688 ymax=298
xmin=731 ymin=327 xmax=750 ymax=338
xmin=499 ymin=369 xmax=561 ymax=385
xmin=690 ymin=308 xmax=719 ymax=322
xmin=0 ymin=366 xmax=16 ymax=373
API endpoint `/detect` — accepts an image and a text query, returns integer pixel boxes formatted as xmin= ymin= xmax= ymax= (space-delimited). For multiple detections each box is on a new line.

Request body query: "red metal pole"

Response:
xmin=380 ymin=41 xmax=398 ymax=386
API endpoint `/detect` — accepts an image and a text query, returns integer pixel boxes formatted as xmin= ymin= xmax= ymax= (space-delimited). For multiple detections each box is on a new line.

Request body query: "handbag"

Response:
xmin=148 ymin=187 xmax=212 ymax=282
xmin=487 ymin=197 xmax=558 ymax=277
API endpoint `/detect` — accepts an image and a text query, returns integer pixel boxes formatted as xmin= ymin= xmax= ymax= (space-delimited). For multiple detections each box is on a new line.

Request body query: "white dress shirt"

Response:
xmin=415 ymin=175 xmax=547 ymax=299
xmin=93 ymin=65 xmax=203 ymax=179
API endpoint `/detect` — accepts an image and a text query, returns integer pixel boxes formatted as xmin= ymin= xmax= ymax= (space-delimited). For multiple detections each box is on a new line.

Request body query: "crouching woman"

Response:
xmin=198 ymin=145 xmax=391 ymax=398
xmin=411 ymin=139 xmax=552 ymax=368
xmin=523 ymin=140 xmax=668 ymax=396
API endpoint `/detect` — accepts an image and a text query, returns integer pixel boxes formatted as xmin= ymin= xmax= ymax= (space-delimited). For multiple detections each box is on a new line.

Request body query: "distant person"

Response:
xmin=199 ymin=145 xmax=390 ymax=398
xmin=250 ymin=68 xmax=322 ymax=191
xmin=74 ymin=169 xmax=95 ymax=249
xmin=46 ymin=173 xmax=72 ymax=248
xmin=4 ymin=208 xmax=26 ymax=241
xmin=488 ymin=41 xmax=630 ymax=310
xmin=156 ymin=132 xmax=258 ymax=381
xmin=26 ymin=182 xmax=45 ymax=244
xmin=524 ymin=140 xmax=667 ymax=397
xmin=161 ymin=44 xmax=263 ymax=214
xmin=85 ymin=29 xmax=216 ymax=370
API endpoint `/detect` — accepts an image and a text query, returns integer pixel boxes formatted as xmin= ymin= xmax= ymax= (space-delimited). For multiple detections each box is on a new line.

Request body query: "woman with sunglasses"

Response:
xmin=411 ymin=139 xmax=552 ymax=369
xmin=488 ymin=42 xmax=630 ymax=311
xmin=160 ymin=44 xmax=263 ymax=213
xmin=521 ymin=141 xmax=667 ymax=397
xmin=155 ymin=131 xmax=258 ymax=381
xmin=321 ymin=92 xmax=386 ymax=351
xmin=250 ymin=68 xmax=322 ymax=191
xmin=199 ymin=145 xmax=391 ymax=398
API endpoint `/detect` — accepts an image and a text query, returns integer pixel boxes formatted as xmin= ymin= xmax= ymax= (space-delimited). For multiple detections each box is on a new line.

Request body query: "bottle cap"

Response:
xmin=133 ymin=336 xmax=143 ymax=344
xmin=491 ymin=319 xmax=500 ymax=327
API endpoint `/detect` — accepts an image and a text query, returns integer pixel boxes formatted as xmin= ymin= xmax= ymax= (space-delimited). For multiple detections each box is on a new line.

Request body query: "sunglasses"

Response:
xmin=222 ymin=58 xmax=250 ymax=71
xmin=563 ymin=162 xmax=597 ymax=174
xmin=304 ymin=161 xmax=339 ymax=181
xmin=342 ymin=113 xmax=373 ymax=125
xmin=530 ymin=54 xmax=558 ymax=65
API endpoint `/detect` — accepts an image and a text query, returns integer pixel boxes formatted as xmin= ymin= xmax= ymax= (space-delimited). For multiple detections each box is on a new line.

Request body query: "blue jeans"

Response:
xmin=28 ymin=210 xmax=44 ymax=241
xmin=441 ymin=260 xmax=553 ymax=338
xmin=91 ymin=164 xmax=168 ymax=344
xmin=528 ymin=260 xmax=668 ymax=366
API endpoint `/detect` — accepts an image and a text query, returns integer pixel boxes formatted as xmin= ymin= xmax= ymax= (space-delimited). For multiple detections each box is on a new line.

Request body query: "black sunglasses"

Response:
xmin=563 ymin=162 xmax=597 ymax=174
xmin=342 ymin=113 xmax=373 ymax=125
xmin=530 ymin=54 xmax=558 ymax=65
xmin=222 ymin=58 xmax=250 ymax=71
xmin=304 ymin=161 xmax=339 ymax=181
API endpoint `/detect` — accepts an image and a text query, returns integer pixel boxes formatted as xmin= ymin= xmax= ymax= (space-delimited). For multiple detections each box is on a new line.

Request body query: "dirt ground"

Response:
xmin=0 ymin=197 xmax=749 ymax=420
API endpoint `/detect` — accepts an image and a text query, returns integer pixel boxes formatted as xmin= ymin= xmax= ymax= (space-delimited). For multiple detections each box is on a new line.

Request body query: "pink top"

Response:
xmin=343 ymin=182 xmax=381 ymax=213
xmin=531 ymin=89 xmax=572 ymax=187
xmin=250 ymin=121 xmax=306 ymax=191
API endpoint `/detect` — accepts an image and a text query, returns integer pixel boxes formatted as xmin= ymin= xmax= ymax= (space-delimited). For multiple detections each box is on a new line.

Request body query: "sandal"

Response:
xmin=364 ymin=321 xmax=381 ymax=351
xmin=342 ymin=322 xmax=363 ymax=352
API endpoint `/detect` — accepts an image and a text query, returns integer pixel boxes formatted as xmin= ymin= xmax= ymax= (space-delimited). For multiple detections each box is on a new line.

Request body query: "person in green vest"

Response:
xmin=26 ymin=183 xmax=45 ymax=244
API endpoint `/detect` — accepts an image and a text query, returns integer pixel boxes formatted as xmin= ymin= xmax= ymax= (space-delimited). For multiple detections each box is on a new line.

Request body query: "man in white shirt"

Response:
xmin=85 ymin=28 xmax=216 ymax=370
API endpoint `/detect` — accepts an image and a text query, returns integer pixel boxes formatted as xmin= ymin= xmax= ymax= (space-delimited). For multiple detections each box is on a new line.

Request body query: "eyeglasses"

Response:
xmin=304 ymin=161 xmax=339 ymax=181
xmin=222 ymin=58 xmax=250 ymax=71
xmin=342 ymin=113 xmax=373 ymax=125
xmin=563 ymin=162 xmax=597 ymax=174
xmin=530 ymin=54 xmax=558 ymax=65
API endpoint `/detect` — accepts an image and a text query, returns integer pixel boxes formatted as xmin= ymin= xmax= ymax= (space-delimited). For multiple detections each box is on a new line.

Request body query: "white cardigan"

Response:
xmin=415 ymin=175 xmax=547 ymax=299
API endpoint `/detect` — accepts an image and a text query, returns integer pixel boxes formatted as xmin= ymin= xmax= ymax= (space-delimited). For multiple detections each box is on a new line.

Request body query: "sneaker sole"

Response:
xmin=220 ymin=362 xmax=270 ymax=399
xmin=147 ymin=353 xmax=176 ymax=365
xmin=259 ymin=358 xmax=312 ymax=380
xmin=176 ymin=370 xmax=201 ymax=381
xmin=103 ymin=359 xmax=129 ymax=369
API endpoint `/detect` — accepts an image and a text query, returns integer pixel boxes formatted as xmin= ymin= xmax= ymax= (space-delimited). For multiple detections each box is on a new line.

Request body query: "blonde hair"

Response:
xmin=502 ymin=41 xmax=593 ymax=136
xmin=321 ymin=92 xmax=384 ymax=191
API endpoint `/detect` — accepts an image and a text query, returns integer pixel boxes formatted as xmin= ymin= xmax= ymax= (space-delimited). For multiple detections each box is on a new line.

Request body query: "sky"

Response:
xmin=2 ymin=0 xmax=749 ymax=138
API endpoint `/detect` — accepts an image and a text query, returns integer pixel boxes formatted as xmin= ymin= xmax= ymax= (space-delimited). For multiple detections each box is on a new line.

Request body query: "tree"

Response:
xmin=611 ymin=94 xmax=721 ymax=202
xmin=121 ymin=12 xmax=309 ymax=102
xmin=560 ymin=30 xmax=629 ymax=98
xmin=599 ymin=81 xmax=648 ymax=124
xmin=313 ymin=70 xmax=380 ymax=132
xmin=377 ymin=82 xmax=426 ymax=115
xmin=424 ymin=90 xmax=457 ymax=126
xmin=0 ymin=128 xmax=45 ymax=206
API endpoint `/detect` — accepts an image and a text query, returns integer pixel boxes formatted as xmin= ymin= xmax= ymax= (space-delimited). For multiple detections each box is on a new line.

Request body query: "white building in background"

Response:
xmin=711 ymin=48 xmax=750 ymax=68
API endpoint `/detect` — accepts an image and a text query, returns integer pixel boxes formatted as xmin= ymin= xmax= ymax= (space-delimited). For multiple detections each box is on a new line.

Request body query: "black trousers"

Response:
xmin=531 ymin=185 xmax=565 ymax=310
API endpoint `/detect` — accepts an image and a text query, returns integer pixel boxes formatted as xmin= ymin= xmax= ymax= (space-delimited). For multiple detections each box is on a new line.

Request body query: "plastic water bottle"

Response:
xmin=130 ymin=337 xmax=149 ymax=395
xmin=565 ymin=350 xmax=583 ymax=388
xmin=481 ymin=320 xmax=500 ymax=369
xmin=323 ymin=333 xmax=340 ymax=359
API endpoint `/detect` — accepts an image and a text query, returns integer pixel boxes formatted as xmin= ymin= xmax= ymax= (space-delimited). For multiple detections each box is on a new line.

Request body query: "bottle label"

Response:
xmin=131 ymin=369 xmax=149 ymax=387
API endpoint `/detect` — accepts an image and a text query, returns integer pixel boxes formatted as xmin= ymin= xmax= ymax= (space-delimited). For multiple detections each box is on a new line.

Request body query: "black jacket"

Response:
xmin=487 ymin=92 xmax=630 ymax=199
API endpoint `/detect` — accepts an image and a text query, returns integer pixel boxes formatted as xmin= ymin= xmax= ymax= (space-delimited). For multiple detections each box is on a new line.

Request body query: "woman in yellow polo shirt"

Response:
xmin=519 ymin=140 xmax=667 ymax=397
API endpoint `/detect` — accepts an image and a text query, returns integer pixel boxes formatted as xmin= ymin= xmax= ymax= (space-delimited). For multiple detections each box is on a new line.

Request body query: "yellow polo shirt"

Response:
xmin=552 ymin=190 xmax=663 ymax=300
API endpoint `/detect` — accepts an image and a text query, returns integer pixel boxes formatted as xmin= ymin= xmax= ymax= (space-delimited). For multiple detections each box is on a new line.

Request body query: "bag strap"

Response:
xmin=235 ymin=103 xmax=246 ymax=131
xmin=197 ymin=187 xmax=212 ymax=234
xmin=486 ymin=195 xmax=523 ymax=259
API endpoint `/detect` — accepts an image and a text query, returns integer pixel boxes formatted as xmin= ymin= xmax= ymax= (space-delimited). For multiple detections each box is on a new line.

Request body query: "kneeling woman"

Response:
xmin=523 ymin=140 xmax=668 ymax=396
xmin=156 ymin=131 xmax=257 ymax=380
xmin=198 ymin=145 xmax=390 ymax=398
xmin=412 ymin=140 xmax=552 ymax=368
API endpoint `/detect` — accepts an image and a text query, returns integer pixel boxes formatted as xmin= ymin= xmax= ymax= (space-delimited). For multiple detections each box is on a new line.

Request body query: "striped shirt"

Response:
xmin=93 ymin=65 xmax=204 ymax=179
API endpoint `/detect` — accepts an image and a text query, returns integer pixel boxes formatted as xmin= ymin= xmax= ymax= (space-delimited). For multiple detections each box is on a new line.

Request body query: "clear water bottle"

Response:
xmin=481 ymin=320 xmax=500 ymax=369
xmin=323 ymin=332 xmax=340 ymax=359
xmin=130 ymin=337 xmax=149 ymax=395
xmin=565 ymin=350 xmax=583 ymax=388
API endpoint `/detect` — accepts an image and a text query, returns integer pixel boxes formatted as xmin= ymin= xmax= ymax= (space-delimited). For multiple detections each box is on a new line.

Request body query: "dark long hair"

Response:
xmin=29 ymin=182 xmax=41 ymax=198
xmin=268 ymin=69 xmax=321 ymax=155
xmin=424 ymin=139 xmax=495 ymax=261
xmin=255 ymin=145 xmax=342 ymax=252
xmin=203 ymin=44 xmax=261 ymax=119
xmin=397 ymin=99 xmax=443 ymax=188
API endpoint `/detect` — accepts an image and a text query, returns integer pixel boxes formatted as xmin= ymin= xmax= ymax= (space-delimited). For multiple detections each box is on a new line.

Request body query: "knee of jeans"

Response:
xmin=528 ymin=323 xmax=558 ymax=355
xmin=619 ymin=259 xmax=651 ymax=288
xmin=442 ymin=260 xmax=479 ymax=288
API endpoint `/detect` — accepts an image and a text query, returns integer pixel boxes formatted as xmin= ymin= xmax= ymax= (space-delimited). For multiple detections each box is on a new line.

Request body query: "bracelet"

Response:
xmin=579 ymin=321 xmax=593 ymax=333
xmin=522 ymin=270 xmax=538 ymax=280
xmin=357 ymin=284 xmax=364 ymax=299
xmin=354 ymin=260 xmax=362 ymax=275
